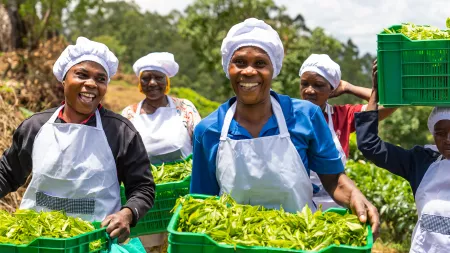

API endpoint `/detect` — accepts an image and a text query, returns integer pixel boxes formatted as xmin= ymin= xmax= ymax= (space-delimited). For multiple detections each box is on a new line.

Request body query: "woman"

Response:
xmin=299 ymin=54 xmax=397 ymax=209
xmin=356 ymin=63 xmax=448 ymax=252
xmin=0 ymin=37 xmax=155 ymax=248
xmin=122 ymin=52 xmax=201 ymax=164
xmin=121 ymin=52 xmax=201 ymax=252
xmin=190 ymin=18 xmax=380 ymax=238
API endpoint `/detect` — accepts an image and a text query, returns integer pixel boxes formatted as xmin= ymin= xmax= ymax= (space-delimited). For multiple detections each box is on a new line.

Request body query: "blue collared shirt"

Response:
xmin=190 ymin=91 xmax=344 ymax=196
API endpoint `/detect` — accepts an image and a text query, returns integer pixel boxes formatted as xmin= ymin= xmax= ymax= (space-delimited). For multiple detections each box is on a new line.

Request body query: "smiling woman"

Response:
xmin=0 ymin=37 xmax=154 ymax=252
xmin=190 ymin=17 xmax=380 ymax=240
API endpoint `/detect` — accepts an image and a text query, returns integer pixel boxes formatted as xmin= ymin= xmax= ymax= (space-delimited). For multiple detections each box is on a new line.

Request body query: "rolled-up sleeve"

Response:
xmin=307 ymin=107 xmax=345 ymax=175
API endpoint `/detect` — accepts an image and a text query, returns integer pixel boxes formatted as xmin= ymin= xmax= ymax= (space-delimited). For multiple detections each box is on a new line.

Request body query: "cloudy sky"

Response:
xmin=128 ymin=0 xmax=449 ymax=55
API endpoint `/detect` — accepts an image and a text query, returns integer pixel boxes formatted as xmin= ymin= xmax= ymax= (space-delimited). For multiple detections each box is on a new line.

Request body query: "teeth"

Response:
xmin=240 ymin=83 xmax=259 ymax=88
xmin=80 ymin=92 xmax=95 ymax=98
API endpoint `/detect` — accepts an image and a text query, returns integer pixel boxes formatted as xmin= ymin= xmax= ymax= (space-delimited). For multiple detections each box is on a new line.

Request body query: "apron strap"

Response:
xmin=48 ymin=105 xmax=102 ymax=130
xmin=326 ymin=103 xmax=346 ymax=164
xmin=135 ymin=100 xmax=145 ymax=117
xmin=48 ymin=105 xmax=65 ymax=123
xmin=220 ymin=96 xmax=289 ymax=140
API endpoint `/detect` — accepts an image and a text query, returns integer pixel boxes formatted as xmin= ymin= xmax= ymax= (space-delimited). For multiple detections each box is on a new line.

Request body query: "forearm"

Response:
xmin=346 ymin=83 xmax=372 ymax=101
xmin=319 ymin=173 xmax=357 ymax=208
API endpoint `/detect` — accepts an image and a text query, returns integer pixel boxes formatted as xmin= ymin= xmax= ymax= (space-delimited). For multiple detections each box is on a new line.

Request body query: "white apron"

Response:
xmin=131 ymin=96 xmax=192 ymax=164
xmin=215 ymin=96 xmax=315 ymax=213
xmin=310 ymin=103 xmax=346 ymax=210
xmin=20 ymin=105 xmax=121 ymax=222
xmin=410 ymin=152 xmax=450 ymax=253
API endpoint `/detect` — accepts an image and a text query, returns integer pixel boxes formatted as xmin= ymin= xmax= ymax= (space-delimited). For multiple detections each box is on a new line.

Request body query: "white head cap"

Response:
xmin=428 ymin=107 xmax=450 ymax=134
xmin=132 ymin=52 xmax=179 ymax=78
xmin=299 ymin=54 xmax=341 ymax=89
xmin=53 ymin=37 xmax=119 ymax=83
xmin=221 ymin=18 xmax=284 ymax=79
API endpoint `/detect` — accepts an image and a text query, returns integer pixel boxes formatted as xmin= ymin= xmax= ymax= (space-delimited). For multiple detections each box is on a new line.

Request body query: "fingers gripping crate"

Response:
xmin=377 ymin=25 xmax=450 ymax=107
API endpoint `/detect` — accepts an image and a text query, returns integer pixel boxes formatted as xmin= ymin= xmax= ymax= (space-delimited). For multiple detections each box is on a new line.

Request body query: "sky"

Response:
xmin=127 ymin=0 xmax=449 ymax=55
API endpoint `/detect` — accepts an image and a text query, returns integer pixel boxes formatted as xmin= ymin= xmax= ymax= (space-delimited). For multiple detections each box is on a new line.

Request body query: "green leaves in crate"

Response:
xmin=172 ymin=194 xmax=368 ymax=251
xmin=384 ymin=18 xmax=450 ymax=40
xmin=0 ymin=209 xmax=100 ymax=251
xmin=151 ymin=158 xmax=192 ymax=184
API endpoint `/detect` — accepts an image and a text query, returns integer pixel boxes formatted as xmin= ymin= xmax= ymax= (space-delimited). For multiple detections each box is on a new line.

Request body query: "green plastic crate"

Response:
xmin=167 ymin=194 xmax=373 ymax=253
xmin=0 ymin=222 xmax=108 ymax=253
xmin=121 ymin=155 xmax=192 ymax=237
xmin=377 ymin=25 xmax=450 ymax=107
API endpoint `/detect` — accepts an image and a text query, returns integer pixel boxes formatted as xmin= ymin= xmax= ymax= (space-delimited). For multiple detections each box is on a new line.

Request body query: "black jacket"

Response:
xmin=0 ymin=106 xmax=155 ymax=226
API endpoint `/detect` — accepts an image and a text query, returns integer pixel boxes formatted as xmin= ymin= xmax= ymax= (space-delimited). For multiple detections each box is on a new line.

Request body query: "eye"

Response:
xmin=97 ymin=77 xmax=107 ymax=83
xmin=233 ymin=58 xmax=245 ymax=66
xmin=156 ymin=76 xmax=165 ymax=82
xmin=255 ymin=60 xmax=267 ymax=68
xmin=76 ymin=72 xmax=88 ymax=79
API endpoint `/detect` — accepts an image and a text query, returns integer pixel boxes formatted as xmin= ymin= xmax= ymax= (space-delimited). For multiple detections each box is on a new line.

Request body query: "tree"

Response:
xmin=0 ymin=0 xmax=74 ymax=51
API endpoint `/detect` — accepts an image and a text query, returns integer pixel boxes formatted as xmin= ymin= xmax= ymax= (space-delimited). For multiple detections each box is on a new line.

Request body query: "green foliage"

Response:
xmin=384 ymin=19 xmax=450 ymax=40
xmin=170 ymin=87 xmax=220 ymax=117
xmin=91 ymin=35 xmax=127 ymax=60
xmin=346 ymin=160 xmax=416 ymax=245
xmin=175 ymin=194 xmax=368 ymax=251
xmin=151 ymin=156 xmax=192 ymax=184
xmin=379 ymin=107 xmax=433 ymax=148
xmin=348 ymin=133 xmax=417 ymax=246
xmin=0 ymin=209 xmax=99 ymax=250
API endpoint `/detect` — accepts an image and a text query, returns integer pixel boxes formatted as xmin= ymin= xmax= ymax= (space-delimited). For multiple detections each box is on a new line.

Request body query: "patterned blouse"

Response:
xmin=121 ymin=96 xmax=202 ymax=139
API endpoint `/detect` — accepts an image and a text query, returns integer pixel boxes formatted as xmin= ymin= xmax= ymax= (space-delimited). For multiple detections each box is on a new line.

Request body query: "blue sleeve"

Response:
xmin=307 ymin=107 xmax=345 ymax=174
xmin=190 ymin=126 xmax=220 ymax=196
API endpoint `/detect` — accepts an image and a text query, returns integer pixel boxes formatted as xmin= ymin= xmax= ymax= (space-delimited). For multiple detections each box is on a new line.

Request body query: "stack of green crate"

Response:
xmin=167 ymin=194 xmax=373 ymax=253
xmin=121 ymin=155 xmax=192 ymax=237
xmin=377 ymin=25 xmax=450 ymax=107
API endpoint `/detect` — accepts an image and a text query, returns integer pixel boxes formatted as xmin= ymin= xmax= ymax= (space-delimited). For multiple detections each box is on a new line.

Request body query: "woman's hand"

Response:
xmin=328 ymin=80 xmax=350 ymax=98
xmin=348 ymin=187 xmax=380 ymax=240
xmin=319 ymin=173 xmax=380 ymax=241
xmin=367 ymin=59 xmax=379 ymax=111
xmin=101 ymin=208 xmax=133 ymax=243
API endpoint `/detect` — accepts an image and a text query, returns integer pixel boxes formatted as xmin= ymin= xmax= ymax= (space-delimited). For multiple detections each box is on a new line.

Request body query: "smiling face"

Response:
xmin=300 ymin=71 xmax=333 ymax=109
xmin=63 ymin=61 xmax=108 ymax=115
xmin=140 ymin=70 xmax=167 ymax=101
xmin=433 ymin=120 xmax=450 ymax=159
xmin=228 ymin=46 xmax=273 ymax=105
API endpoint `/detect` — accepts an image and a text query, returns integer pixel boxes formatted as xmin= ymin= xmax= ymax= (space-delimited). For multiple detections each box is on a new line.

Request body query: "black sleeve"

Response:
xmin=117 ymin=131 xmax=155 ymax=227
xmin=355 ymin=110 xmax=417 ymax=181
xmin=0 ymin=121 xmax=34 ymax=197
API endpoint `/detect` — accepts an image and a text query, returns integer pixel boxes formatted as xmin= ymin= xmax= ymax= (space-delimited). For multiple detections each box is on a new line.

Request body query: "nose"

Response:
xmin=149 ymin=78 xmax=158 ymax=86
xmin=304 ymin=85 xmax=316 ymax=95
xmin=242 ymin=66 xmax=257 ymax=76
xmin=84 ymin=78 xmax=97 ymax=88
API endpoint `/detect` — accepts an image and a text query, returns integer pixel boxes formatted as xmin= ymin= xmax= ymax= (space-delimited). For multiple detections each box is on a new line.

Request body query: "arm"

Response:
xmin=190 ymin=128 xmax=220 ymax=196
xmin=330 ymin=79 xmax=397 ymax=121
xmin=103 ymin=131 xmax=155 ymax=242
xmin=0 ymin=121 xmax=33 ymax=198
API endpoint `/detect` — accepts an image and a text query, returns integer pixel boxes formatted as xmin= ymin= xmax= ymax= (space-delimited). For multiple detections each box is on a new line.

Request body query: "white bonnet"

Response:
xmin=132 ymin=52 xmax=179 ymax=78
xmin=299 ymin=54 xmax=341 ymax=89
xmin=221 ymin=18 xmax=284 ymax=79
xmin=428 ymin=107 xmax=450 ymax=134
xmin=53 ymin=37 xmax=119 ymax=83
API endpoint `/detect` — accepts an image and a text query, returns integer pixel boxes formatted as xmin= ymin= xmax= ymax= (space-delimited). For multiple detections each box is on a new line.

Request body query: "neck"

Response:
xmin=62 ymin=104 xmax=93 ymax=124
xmin=145 ymin=96 xmax=167 ymax=108
xmin=235 ymin=97 xmax=272 ymax=125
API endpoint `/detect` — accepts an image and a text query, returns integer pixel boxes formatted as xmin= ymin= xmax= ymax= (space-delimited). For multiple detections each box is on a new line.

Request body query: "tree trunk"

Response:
xmin=0 ymin=1 xmax=27 ymax=51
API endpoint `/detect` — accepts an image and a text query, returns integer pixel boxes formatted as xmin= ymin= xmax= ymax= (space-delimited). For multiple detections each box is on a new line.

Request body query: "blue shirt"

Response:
xmin=190 ymin=91 xmax=344 ymax=196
